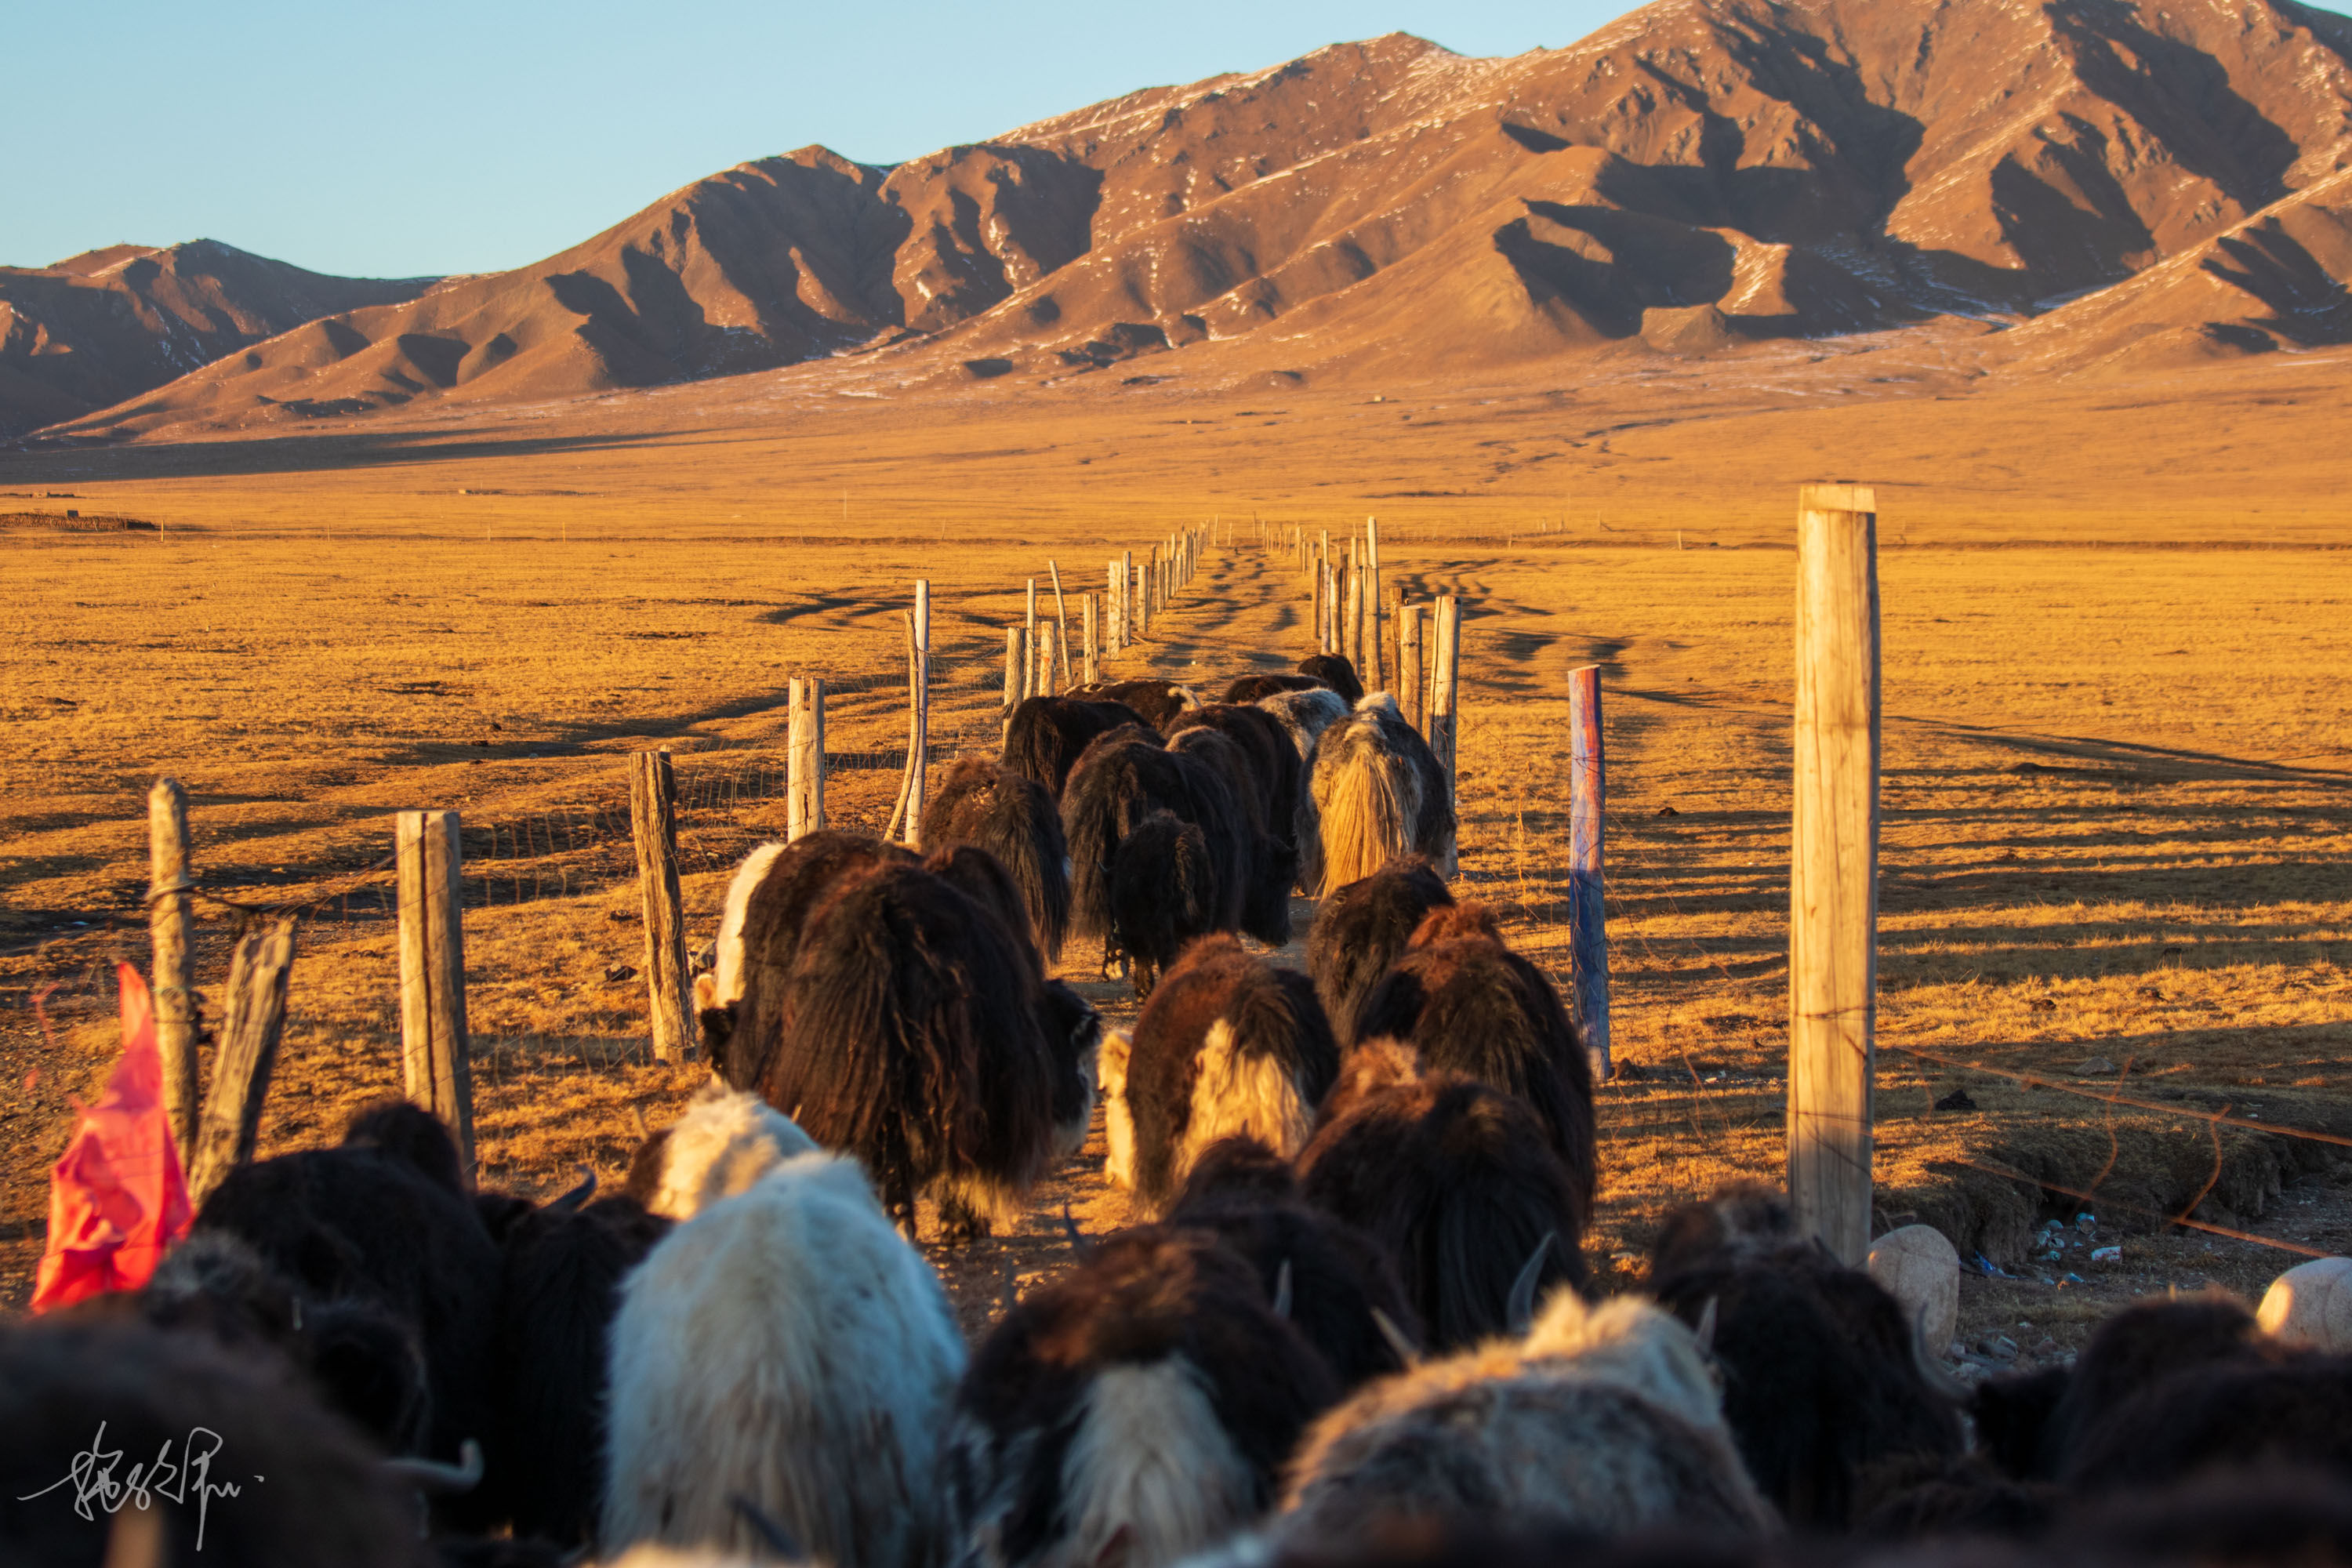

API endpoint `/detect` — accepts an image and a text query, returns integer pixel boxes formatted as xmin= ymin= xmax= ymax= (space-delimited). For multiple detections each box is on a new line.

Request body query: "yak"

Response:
xmin=1222 ymin=672 xmax=1328 ymax=704
xmin=1306 ymin=857 xmax=1455 ymax=1050
xmin=1062 ymin=728 xmax=1251 ymax=994
xmin=1297 ymin=654 xmax=1365 ymax=707
xmin=920 ymin=757 xmax=1073 ymax=962
xmin=1306 ymin=695 xmax=1454 ymax=894
xmin=624 ymin=1080 xmax=818 ymax=1222
xmin=1002 ymin=695 xmax=1158 ymax=799
xmin=1068 ymin=678 xmax=1200 ymax=730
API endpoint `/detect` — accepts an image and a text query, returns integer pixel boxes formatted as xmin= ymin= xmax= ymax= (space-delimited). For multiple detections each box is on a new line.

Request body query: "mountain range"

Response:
xmin=16 ymin=0 xmax=2352 ymax=444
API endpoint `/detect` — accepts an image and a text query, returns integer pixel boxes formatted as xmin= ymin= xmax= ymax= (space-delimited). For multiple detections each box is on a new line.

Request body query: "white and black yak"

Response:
xmin=1166 ymin=1136 xmax=1424 ymax=1391
xmin=1269 ymin=1288 xmax=1773 ymax=1550
xmin=602 ymin=1152 xmax=966 ymax=1567
xmin=1296 ymin=654 xmax=1364 ymax=707
xmin=1645 ymin=1184 xmax=1965 ymax=1530
xmin=1221 ymin=672 xmax=1328 ymax=704
xmin=920 ymin=757 xmax=1073 ymax=961
xmin=1069 ymin=678 xmax=1200 ymax=730
xmin=751 ymin=854 xmax=1066 ymax=1236
xmin=1099 ymin=935 xmax=1341 ymax=1214
xmin=1167 ymin=725 xmax=1297 ymax=946
xmin=624 ymin=1080 xmax=818 ymax=1222
xmin=1352 ymin=902 xmax=1595 ymax=1208
xmin=1305 ymin=694 xmax=1454 ymax=894
xmin=1296 ymin=1041 xmax=1586 ymax=1352
xmin=0 ymin=1317 xmax=436 ymax=1567
xmin=945 ymin=1226 xmax=1340 ymax=1568
xmin=1305 ymin=856 xmax=1455 ymax=1050
xmin=1002 ymin=695 xmax=1158 ymax=799
xmin=1062 ymin=728 xmax=1250 ymax=996
xmin=1255 ymin=688 xmax=1348 ymax=766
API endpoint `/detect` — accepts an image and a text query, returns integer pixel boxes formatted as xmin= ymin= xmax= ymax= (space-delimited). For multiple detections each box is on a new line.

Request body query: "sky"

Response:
xmin=5 ymin=0 xmax=1637 ymax=280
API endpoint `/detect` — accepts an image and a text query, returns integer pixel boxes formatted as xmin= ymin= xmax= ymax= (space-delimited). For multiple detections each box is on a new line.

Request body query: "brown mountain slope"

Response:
xmin=0 ymin=241 xmax=437 ymax=436
xmin=39 ymin=0 xmax=2352 ymax=442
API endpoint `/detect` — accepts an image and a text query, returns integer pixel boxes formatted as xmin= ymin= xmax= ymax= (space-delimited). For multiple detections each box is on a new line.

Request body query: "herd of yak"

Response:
xmin=6 ymin=657 xmax=2350 ymax=1567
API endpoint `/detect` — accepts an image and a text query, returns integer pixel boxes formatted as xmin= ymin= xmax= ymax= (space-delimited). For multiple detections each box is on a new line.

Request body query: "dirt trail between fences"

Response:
xmin=3 ymin=535 xmax=2348 ymax=1364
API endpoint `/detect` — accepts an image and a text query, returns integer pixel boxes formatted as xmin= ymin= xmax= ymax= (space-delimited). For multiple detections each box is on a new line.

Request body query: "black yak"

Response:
xmin=1298 ymin=1041 xmax=1586 ymax=1352
xmin=1297 ymin=654 xmax=1364 ymax=706
xmin=1170 ymin=702 xmax=1307 ymax=852
xmin=1646 ymin=1187 xmax=1965 ymax=1531
xmin=920 ymin=757 xmax=1073 ymax=962
xmin=1168 ymin=724 xmax=1297 ymax=946
xmin=753 ymin=855 xmax=1063 ymax=1236
xmin=2031 ymin=1293 xmax=2285 ymax=1479
xmin=1069 ymin=677 xmax=1200 ymax=729
xmin=1256 ymin=687 xmax=1349 ymax=764
xmin=1307 ymin=856 xmax=1455 ymax=1049
xmin=1167 ymin=1136 xmax=1423 ymax=1390
xmin=1062 ymin=728 xmax=1250 ymax=993
xmin=1100 ymin=935 xmax=1341 ymax=1214
xmin=1223 ymin=672 xmax=1328 ymax=704
xmin=1352 ymin=902 xmax=1595 ymax=1207
xmin=1002 ymin=695 xmax=1157 ymax=798
xmin=2066 ymin=1355 xmax=2352 ymax=1494
xmin=1307 ymin=694 xmax=1454 ymax=893
xmin=603 ymin=1152 xmax=966 ymax=1566
xmin=946 ymin=1226 xmax=1340 ymax=1568
xmin=1109 ymin=811 xmax=1224 ymax=998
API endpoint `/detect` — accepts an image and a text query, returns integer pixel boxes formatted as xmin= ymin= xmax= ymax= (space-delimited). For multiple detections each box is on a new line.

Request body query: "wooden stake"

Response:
xmin=909 ymin=582 xmax=931 ymax=844
xmin=629 ymin=753 xmax=691 ymax=1065
xmin=1121 ymin=551 xmax=1134 ymax=648
xmin=1365 ymin=517 xmax=1384 ymax=689
xmin=1003 ymin=626 xmax=1022 ymax=730
xmin=1788 ymin=483 xmax=1880 ymax=1265
xmin=1399 ymin=603 xmax=1425 ymax=731
xmin=397 ymin=809 xmax=476 ymax=1175
xmin=786 ymin=678 xmax=808 ymax=841
xmin=885 ymin=613 xmax=920 ymax=842
xmin=1025 ymin=579 xmax=1039 ymax=698
xmin=1430 ymin=595 xmax=1461 ymax=813
xmin=1037 ymin=621 xmax=1060 ymax=697
xmin=1049 ymin=560 xmax=1073 ymax=689
xmin=1083 ymin=593 xmax=1100 ymax=684
xmin=146 ymin=779 xmax=200 ymax=1158
xmin=1567 ymin=666 xmax=1610 ymax=1083
xmin=187 ymin=918 xmax=296 ymax=1207
xmin=1345 ymin=556 xmax=1364 ymax=677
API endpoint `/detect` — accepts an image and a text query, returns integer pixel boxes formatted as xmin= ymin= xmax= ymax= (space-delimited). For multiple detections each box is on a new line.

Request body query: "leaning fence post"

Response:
xmin=629 ymin=753 xmax=691 ymax=1065
xmin=1049 ymin=560 xmax=1073 ymax=689
xmin=1567 ymin=666 xmax=1610 ymax=1083
xmin=908 ymin=581 xmax=931 ymax=844
xmin=1789 ymin=483 xmax=1880 ymax=1266
xmin=187 ymin=917 xmax=297 ymax=1206
xmin=147 ymin=779 xmax=201 ymax=1158
xmin=397 ymin=809 xmax=476 ymax=1177
xmin=1083 ymin=593 xmax=1100 ymax=684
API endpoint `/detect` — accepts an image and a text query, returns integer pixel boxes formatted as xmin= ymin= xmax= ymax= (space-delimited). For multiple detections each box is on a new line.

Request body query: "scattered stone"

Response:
xmin=1869 ymin=1224 xmax=1960 ymax=1353
xmin=1933 ymin=1087 xmax=1978 ymax=1112
xmin=2092 ymin=1245 xmax=2122 ymax=1263
xmin=2258 ymin=1256 xmax=2352 ymax=1352
xmin=2075 ymin=1055 xmax=2120 ymax=1076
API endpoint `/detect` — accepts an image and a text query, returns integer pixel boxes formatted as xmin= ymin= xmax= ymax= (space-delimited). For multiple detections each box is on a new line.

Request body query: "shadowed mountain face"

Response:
xmin=35 ymin=0 xmax=2352 ymax=441
xmin=0 ymin=241 xmax=438 ymax=436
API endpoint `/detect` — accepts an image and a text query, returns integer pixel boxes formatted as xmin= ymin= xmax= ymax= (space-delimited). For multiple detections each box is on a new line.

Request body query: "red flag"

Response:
xmin=31 ymin=962 xmax=194 ymax=1312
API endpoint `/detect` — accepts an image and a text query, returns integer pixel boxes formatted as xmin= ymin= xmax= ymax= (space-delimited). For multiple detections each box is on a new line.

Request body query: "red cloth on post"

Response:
xmin=31 ymin=962 xmax=194 ymax=1312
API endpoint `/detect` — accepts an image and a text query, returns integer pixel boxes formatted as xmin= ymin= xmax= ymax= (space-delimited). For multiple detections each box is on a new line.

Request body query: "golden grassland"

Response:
xmin=3 ymin=360 xmax=2350 ymax=1340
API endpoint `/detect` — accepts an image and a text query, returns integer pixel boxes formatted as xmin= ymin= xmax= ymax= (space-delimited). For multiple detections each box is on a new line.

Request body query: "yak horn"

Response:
xmin=1272 ymin=1259 xmax=1294 ymax=1319
xmin=1506 ymin=1231 xmax=1556 ymax=1334
xmin=385 ymin=1439 xmax=483 ymax=1495
xmin=1694 ymin=1297 xmax=1720 ymax=1357
xmin=1370 ymin=1307 xmax=1421 ymax=1369
xmin=731 ymin=1494 xmax=806 ymax=1560
xmin=550 ymin=1166 xmax=597 ymax=1213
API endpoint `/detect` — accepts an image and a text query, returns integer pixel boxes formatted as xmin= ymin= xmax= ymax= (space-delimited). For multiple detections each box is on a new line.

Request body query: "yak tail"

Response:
xmin=999 ymin=800 xmax=1073 ymax=965
xmin=1316 ymin=742 xmax=1420 ymax=896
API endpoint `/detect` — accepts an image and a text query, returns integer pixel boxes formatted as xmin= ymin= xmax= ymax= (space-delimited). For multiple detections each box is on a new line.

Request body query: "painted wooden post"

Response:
xmin=1399 ymin=603 xmax=1425 ymax=731
xmin=1083 ymin=593 xmax=1100 ymax=684
xmin=1567 ymin=666 xmax=1611 ymax=1083
xmin=146 ymin=779 xmax=200 ymax=1157
xmin=397 ymin=809 xmax=476 ymax=1174
xmin=1789 ymin=484 xmax=1881 ymax=1265
xmin=907 ymin=581 xmax=931 ymax=844
xmin=629 ymin=752 xmax=692 ymax=1065
xmin=1049 ymin=560 xmax=1073 ymax=688
xmin=187 ymin=917 xmax=297 ymax=1207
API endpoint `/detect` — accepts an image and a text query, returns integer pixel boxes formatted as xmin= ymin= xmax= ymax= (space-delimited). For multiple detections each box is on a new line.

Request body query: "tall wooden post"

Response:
xmin=1025 ymin=579 xmax=1040 ymax=697
xmin=1568 ymin=666 xmax=1610 ymax=1083
xmin=1083 ymin=593 xmax=1100 ymax=683
xmin=1049 ymin=560 xmax=1073 ymax=689
xmin=786 ymin=678 xmax=809 ymax=841
xmin=789 ymin=679 xmax=824 ymax=840
xmin=909 ymin=581 xmax=931 ymax=844
xmin=1366 ymin=517 xmax=1384 ymax=689
xmin=1399 ymin=604 xmax=1425 ymax=731
xmin=1003 ymin=626 xmax=1022 ymax=728
xmin=1037 ymin=622 xmax=1060 ymax=698
xmin=1121 ymin=551 xmax=1134 ymax=648
xmin=146 ymin=779 xmax=200 ymax=1158
xmin=1345 ymin=556 xmax=1363 ymax=675
xmin=1789 ymin=485 xmax=1881 ymax=1265
xmin=1310 ymin=546 xmax=1325 ymax=652
xmin=187 ymin=918 xmax=297 ymax=1207
xmin=1430 ymin=596 xmax=1460 ymax=801
xmin=1139 ymin=561 xmax=1153 ymax=639
xmin=397 ymin=809 xmax=476 ymax=1175
xmin=629 ymin=753 xmax=691 ymax=1065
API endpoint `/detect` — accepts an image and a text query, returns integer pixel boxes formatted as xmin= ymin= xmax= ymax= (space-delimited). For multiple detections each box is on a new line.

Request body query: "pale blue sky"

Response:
xmin=5 ymin=1 xmax=1639 ymax=279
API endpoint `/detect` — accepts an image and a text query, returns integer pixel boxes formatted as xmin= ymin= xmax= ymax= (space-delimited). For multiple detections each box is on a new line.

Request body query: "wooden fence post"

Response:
xmin=1003 ymin=626 xmax=1022 ymax=731
xmin=1025 ymin=579 xmax=1039 ymax=698
xmin=147 ymin=779 xmax=200 ymax=1158
xmin=397 ymin=809 xmax=476 ymax=1177
xmin=1139 ymin=560 xmax=1153 ymax=639
xmin=1366 ymin=517 xmax=1384 ymax=689
xmin=187 ymin=918 xmax=297 ymax=1206
xmin=1083 ymin=593 xmax=1100 ymax=684
xmin=786 ymin=679 xmax=808 ymax=841
xmin=1567 ymin=666 xmax=1611 ymax=1083
xmin=789 ymin=679 xmax=824 ymax=840
xmin=1430 ymin=594 xmax=1461 ymax=810
xmin=1399 ymin=604 xmax=1425 ymax=731
xmin=1049 ymin=560 xmax=1073 ymax=689
xmin=629 ymin=753 xmax=691 ymax=1065
xmin=1788 ymin=483 xmax=1881 ymax=1266
xmin=909 ymin=581 xmax=931 ymax=844
xmin=1037 ymin=622 xmax=1060 ymax=698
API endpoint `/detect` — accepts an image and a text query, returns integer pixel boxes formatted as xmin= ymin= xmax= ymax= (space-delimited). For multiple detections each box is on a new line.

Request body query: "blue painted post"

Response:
xmin=1568 ymin=665 xmax=1610 ymax=1083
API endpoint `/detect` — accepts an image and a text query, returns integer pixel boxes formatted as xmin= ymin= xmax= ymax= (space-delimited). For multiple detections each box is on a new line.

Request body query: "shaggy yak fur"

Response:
xmin=624 ymin=1080 xmax=818 ymax=1221
xmin=1646 ymin=1207 xmax=1965 ymax=1530
xmin=753 ymin=855 xmax=1063 ymax=1236
xmin=705 ymin=831 xmax=914 ymax=1084
xmin=1297 ymin=1042 xmax=1587 ymax=1352
xmin=0 ymin=1318 xmax=436 ymax=1568
xmin=1353 ymin=902 xmax=1595 ymax=1208
xmin=1062 ymin=729 xmax=1251 ymax=994
xmin=1168 ymin=702 xmax=1307 ymax=851
xmin=945 ymin=1226 xmax=1340 ymax=1568
xmin=1099 ymin=935 xmax=1341 ymax=1214
xmin=919 ymin=757 xmax=1073 ymax=961
xmin=1167 ymin=725 xmax=1298 ymax=946
xmin=1166 ymin=1136 xmax=1424 ymax=1390
xmin=194 ymin=1099 xmax=501 ymax=1496
xmin=2028 ymin=1294 xmax=2286 ymax=1480
xmin=1002 ymin=695 xmax=1157 ymax=799
xmin=1307 ymin=857 xmax=1455 ymax=1049
xmin=2065 ymin=1356 xmax=2352 ymax=1493
xmin=487 ymin=1192 xmax=672 ymax=1545
xmin=1111 ymin=811 xmax=1224 ymax=998
xmin=1297 ymin=654 xmax=1365 ymax=707
xmin=602 ymin=1153 xmax=966 ymax=1567
xmin=1256 ymin=687 xmax=1350 ymax=764
xmin=1307 ymin=695 xmax=1454 ymax=895
xmin=1272 ymin=1289 xmax=1773 ymax=1549
xmin=1069 ymin=678 xmax=1200 ymax=730
xmin=1222 ymin=672 xmax=1328 ymax=704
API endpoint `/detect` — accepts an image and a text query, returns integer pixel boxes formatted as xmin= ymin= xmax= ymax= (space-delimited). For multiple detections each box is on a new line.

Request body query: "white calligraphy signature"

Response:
xmin=16 ymin=1422 xmax=255 ymax=1552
